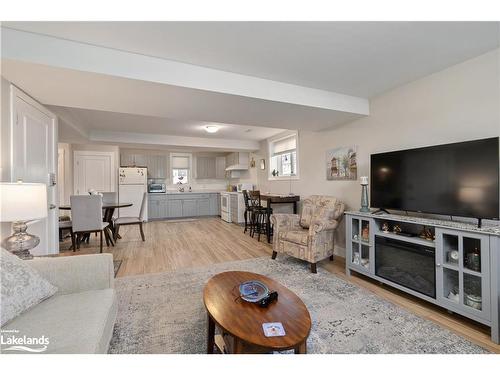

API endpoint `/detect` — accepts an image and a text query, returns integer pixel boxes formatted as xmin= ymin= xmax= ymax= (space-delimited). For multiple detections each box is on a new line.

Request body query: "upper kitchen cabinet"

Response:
xmin=215 ymin=156 xmax=227 ymax=179
xmin=147 ymin=155 xmax=167 ymax=179
xmin=195 ymin=155 xmax=227 ymax=179
xmin=120 ymin=153 xmax=167 ymax=179
xmin=225 ymin=152 xmax=249 ymax=171
xmin=120 ymin=153 xmax=135 ymax=167
xmin=120 ymin=153 xmax=147 ymax=167
xmin=196 ymin=156 xmax=217 ymax=179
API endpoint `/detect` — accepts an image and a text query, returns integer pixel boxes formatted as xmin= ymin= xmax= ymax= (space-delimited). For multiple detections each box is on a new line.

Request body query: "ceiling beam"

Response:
xmin=89 ymin=130 xmax=260 ymax=151
xmin=1 ymin=27 xmax=369 ymax=116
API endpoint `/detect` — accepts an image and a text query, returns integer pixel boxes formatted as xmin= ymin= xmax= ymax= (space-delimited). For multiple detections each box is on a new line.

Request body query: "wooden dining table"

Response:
xmin=260 ymin=194 xmax=300 ymax=243
xmin=59 ymin=200 xmax=133 ymax=245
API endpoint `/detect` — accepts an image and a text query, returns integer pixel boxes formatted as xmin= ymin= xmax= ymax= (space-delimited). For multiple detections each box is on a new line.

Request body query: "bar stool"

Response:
xmin=247 ymin=190 xmax=272 ymax=241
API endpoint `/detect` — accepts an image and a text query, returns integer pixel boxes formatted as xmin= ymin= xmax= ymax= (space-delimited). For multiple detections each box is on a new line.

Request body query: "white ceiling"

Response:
xmin=4 ymin=21 xmax=500 ymax=97
xmin=50 ymin=105 xmax=285 ymax=140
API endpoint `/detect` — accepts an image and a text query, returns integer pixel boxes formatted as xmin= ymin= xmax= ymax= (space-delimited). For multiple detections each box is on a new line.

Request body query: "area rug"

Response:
xmin=109 ymin=256 xmax=489 ymax=354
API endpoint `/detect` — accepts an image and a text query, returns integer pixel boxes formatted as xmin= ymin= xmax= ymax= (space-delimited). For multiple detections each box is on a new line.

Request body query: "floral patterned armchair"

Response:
xmin=270 ymin=195 xmax=345 ymax=273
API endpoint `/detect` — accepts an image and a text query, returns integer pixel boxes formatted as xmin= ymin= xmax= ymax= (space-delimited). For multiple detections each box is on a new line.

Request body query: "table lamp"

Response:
xmin=0 ymin=182 xmax=48 ymax=259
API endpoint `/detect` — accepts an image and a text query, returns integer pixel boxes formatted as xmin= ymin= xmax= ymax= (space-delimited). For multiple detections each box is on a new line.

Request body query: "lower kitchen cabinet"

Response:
xmin=167 ymin=199 xmax=183 ymax=218
xmin=148 ymin=193 xmax=220 ymax=220
xmin=197 ymin=196 xmax=211 ymax=216
xmin=148 ymin=195 xmax=167 ymax=219
xmin=182 ymin=199 xmax=198 ymax=217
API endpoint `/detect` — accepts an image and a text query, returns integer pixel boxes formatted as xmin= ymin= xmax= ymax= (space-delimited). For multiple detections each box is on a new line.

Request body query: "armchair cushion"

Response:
xmin=281 ymin=230 xmax=309 ymax=246
xmin=299 ymin=205 xmax=314 ymax=229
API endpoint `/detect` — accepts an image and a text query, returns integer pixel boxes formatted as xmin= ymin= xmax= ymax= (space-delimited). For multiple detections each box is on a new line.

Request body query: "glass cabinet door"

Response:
xmin=436 ymin=229 xmax=490 ymax=321
xmin=348 ymin=216 xmax=373 ymax=274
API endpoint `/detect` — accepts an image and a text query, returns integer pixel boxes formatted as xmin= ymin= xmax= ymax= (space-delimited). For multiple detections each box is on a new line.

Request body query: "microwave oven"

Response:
xmin=148 ymin=183 xmax=166 ymax=193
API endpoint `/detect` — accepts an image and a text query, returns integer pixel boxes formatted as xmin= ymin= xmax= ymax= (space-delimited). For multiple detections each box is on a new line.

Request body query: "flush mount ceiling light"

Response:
xmin=205 ymin=125 xmax=219 ymax=133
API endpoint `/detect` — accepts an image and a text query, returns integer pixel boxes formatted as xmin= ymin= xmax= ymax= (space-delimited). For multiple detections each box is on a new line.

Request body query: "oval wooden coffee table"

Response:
xmin=203 ymin=271 xmax=311 ymax=354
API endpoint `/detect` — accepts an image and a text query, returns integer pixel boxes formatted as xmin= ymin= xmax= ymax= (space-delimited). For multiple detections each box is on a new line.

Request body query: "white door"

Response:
xmin=11 ymin=86 xmax=58 ymax=255
xmin=74 ymin=151 xmax=115 ymax=194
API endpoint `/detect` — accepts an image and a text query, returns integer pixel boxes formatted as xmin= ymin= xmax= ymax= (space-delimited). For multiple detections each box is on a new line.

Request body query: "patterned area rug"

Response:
xmin=109 ymin=256 xmax=489 ymax=354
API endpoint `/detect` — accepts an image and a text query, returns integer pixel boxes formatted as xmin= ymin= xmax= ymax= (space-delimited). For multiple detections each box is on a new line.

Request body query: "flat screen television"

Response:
xmin=370 ymin=137 xmax=499 ymax=220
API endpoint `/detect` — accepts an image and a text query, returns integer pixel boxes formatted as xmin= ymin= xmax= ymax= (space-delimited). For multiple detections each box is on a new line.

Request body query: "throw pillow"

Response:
xmin=0 ymin=249 xmax=58 ymax=326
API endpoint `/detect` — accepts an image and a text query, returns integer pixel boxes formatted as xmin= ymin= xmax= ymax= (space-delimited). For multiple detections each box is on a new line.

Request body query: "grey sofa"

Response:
xmin=2 ymin=254 xmax=117 ymax=354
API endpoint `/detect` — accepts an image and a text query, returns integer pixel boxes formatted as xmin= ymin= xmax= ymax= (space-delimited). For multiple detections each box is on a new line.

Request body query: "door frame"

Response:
xmin=10 ymin=85 xmax=58 ymax=254
xmin=73 ymin=150 xmax=116 ymax=195
xmin=57 ymin=147 xmax=65 ymax=206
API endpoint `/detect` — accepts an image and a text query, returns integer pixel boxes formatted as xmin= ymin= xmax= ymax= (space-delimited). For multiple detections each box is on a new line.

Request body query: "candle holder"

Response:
xmin=359 ymin=176 xmax=370 ymax=212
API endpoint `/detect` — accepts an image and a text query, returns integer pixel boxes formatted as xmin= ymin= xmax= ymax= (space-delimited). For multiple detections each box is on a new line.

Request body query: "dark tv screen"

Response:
xmin=370 ymin=137 xmax=499 ymax=219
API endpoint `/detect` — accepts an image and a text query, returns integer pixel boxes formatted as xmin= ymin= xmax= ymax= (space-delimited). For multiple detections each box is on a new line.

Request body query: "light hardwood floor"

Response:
xmin=58 ymin=217 xmax=499 ymax=353
xmin=59 ymin=217 xmax=272 ymax=277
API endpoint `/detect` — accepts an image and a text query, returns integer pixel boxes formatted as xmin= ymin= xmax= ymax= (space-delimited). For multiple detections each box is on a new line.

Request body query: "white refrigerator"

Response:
xmin=118 ymin=167 xmax=148 ymax=221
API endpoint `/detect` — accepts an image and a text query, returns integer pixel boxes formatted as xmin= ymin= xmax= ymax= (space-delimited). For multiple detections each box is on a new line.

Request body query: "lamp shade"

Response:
xmin=0 ymin=182 xmax=48 ymax=222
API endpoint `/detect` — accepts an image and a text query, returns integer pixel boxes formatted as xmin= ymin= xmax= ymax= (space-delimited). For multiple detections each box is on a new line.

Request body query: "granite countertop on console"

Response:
xmin=345 ymin=210 xmax=500 ymax=237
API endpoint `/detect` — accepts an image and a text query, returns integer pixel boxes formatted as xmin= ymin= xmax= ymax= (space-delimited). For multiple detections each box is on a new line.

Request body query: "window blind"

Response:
xmin=271 ymin=135 xmax=297 ymax=156
xmin=171 ymin=155 xmax=190 ymax=169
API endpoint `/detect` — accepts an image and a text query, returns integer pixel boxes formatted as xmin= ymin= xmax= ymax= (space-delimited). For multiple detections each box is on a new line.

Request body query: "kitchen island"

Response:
xmin=148 ymin=191 xmax=220 ymax=220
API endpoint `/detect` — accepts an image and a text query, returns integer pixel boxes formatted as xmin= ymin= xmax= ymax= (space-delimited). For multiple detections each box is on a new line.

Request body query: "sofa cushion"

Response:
xmin=2 ymin=289 xmax=117 ymax=354
xmin=1 ymin=249 xmax=58 ymax=327
xmin=281 ymin=230 xmax=309 ymax=246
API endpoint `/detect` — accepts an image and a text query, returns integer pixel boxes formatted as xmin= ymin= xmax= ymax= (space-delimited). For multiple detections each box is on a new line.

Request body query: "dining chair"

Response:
xmin=58 ymin=216 xmax=76 ymax=251
xmin=101 ymin=192 xmax=117 ymax=204
xmin=101 ymin=191 xmax=118 ymax=233
xmin=113 ymin=192 xmax=147 ymax=241
xmin=70 ymin=195 xmax=111 ymax=253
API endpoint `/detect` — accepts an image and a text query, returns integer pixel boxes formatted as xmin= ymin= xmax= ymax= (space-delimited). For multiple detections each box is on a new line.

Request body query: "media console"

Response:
xmin=345 ymin=211 xmax=500 ymax=344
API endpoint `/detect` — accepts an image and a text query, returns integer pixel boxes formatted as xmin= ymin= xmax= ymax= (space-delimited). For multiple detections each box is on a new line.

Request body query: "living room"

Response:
xmin=1 ymin=2 xmax=500 ymax=374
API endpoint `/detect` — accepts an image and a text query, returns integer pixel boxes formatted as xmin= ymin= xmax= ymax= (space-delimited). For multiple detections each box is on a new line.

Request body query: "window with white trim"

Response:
xmin=170 ymin=153 xmax=191 ymax=184
xmin=268 ymin=132 xmax=299 ymax=179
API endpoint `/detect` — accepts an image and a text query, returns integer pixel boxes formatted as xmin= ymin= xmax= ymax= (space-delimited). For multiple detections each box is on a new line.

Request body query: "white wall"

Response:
xmin=257 ymin=49 xmax=500 ymax=256
xmin=60 ymin=143 xmax=120 ymax=198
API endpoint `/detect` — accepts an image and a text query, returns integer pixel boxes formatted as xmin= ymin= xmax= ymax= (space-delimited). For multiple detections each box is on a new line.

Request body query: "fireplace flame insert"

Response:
xmin=375 ymin=236 xmax=436 ymax=298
